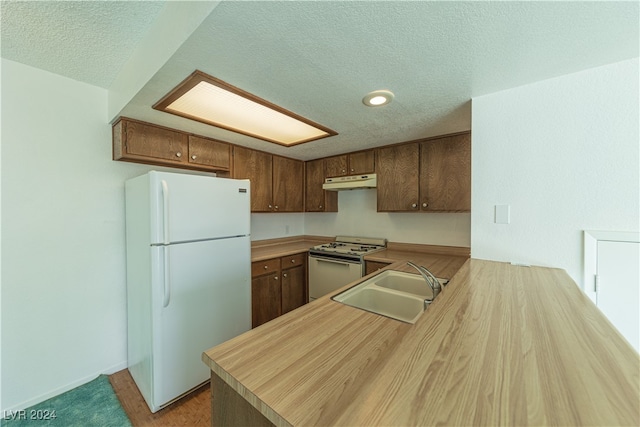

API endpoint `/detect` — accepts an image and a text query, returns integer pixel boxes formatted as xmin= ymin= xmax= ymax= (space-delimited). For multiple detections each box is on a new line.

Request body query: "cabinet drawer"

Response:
xmin=281 ymin=253 xmax=305 ymax=269
xmin=251 ymin=258 xmax=280 ymax=277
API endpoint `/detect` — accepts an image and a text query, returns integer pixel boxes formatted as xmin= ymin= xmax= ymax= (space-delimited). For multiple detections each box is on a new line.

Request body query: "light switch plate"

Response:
xmin=495 ymin=205 xmax=510 ymax=224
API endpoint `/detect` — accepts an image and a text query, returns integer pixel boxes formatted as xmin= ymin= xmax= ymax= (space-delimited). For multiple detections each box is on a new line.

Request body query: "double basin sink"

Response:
xmin=332 ymin=270 xmax=448 ymax=324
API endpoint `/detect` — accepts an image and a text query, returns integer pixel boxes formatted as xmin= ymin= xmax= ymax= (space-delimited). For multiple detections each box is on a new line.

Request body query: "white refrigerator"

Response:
xmin=124 ymin=171 xmax=251 ymax=412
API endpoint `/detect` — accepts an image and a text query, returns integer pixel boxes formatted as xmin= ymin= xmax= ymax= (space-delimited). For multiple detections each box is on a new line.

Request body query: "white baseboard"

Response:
xmin=1 ymin=360 xmax=128 ymax=413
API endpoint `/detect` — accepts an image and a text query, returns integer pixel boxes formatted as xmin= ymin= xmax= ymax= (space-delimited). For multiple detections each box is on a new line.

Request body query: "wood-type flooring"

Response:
xmin=109 ymin=369 xmax=210 ymax=427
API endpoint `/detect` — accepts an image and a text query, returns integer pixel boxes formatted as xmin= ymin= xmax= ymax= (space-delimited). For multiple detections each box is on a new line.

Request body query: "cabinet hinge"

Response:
xmin=594 ymin=274 xmax=600 ymax=293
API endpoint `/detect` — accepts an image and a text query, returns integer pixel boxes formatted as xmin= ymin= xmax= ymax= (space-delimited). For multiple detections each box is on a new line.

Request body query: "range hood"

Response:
xmin=322 ymin=174 xmax=377 ymax=191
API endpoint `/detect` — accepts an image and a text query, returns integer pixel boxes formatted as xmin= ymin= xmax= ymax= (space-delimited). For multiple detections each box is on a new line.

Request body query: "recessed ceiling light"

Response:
xmin=363 ymin=90 xmax=394 ymax=107
xmin=153 ymin=70 xmax=337 ymax=147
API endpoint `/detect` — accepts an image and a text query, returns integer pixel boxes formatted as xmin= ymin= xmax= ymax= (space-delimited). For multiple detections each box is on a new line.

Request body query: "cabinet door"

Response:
xmin=282 ymin=264 xmax=306 ymax=314
xmin=376 ymin=144 xmax=420 ymax=211
xmin=420 ymin=133 xmax=471 ymax=212
xmin=233 ymin=147 xmax=273 ymax=212
xmin=325 ymin=155 xmax=348 ymax=177
xmin=251 ymin=274 xmax=282 ymax=328
xmin=348 ymin=151 xmax=375 ymax=174
xmin=273 ymin=156 xmax=304 ymax=212
xmin=123 ymin=120 xmax=188 ymax=164
xmin=305 ymin=159 xmax=337 ymax=212
xmin=188 ymin=135 xmax=230 ymax=172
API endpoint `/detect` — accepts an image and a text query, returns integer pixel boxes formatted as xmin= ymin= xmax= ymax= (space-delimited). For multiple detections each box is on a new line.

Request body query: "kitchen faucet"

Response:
xmin=407 ymin=261 xmax=441 ymax=310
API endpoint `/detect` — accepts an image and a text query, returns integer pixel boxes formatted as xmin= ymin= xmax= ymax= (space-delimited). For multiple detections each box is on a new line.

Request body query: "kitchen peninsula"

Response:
xmin=202 ymin=259 xmax=639 ymax=426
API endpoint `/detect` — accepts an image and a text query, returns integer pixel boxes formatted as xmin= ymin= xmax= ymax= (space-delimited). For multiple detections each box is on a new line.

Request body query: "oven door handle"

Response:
xmin=312 ymin=256 xmax=356 ymax=266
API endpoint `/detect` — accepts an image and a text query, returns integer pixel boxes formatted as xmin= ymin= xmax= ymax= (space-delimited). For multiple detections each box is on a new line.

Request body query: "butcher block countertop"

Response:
xmin=250 ymin=235 xmax=332 ymax=262
xmin=204 ymin=258 xmax=639 ymax=426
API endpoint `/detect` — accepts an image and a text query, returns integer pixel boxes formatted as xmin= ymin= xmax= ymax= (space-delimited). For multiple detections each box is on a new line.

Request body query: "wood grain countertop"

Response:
xmin=250 ymin=236 xmax=332 ymax=262
xmin=204 ymin=259 xmax=639 ymax=426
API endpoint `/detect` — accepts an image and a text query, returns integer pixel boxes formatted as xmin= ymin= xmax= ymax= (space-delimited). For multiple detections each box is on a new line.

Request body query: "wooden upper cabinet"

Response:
xmin=188 ymin=135 xmax=231 ymax=172
xmin=233 ymin=146 xmax=273 ymax=212
xmin=376 ymin=143 xmax=420 ymax=211
xmin=325 ymin=155 xmax=348 ymax=177
xmin=348 ymin=150 xmax=375 ymax=175
xmin=233 ymin=147 xmax=304 ymax=213
xmin=420 ymin=133 xmax=471 ymax=212
xmin=305 ymin=158 xmax=338 ymax=212
xmin=324 ymin=151 xmax=375 ymax=177
xmin=114 ymin=119 xmax=188 ymax=165
xmin=272 ymin=156 xmax=304 ymax=212
xmin=113 ymin=118 xmax=230 ymax=174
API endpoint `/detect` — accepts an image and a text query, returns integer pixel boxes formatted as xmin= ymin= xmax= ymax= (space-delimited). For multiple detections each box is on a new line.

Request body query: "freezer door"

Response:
xmin=149 ymin=171 xmax=250 ymax=244
xmin=150 ymin=236 xmax=251 ymax=411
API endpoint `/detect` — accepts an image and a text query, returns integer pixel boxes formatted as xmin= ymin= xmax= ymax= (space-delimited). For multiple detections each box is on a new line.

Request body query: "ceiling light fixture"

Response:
xmin=362 ymin=90 xmax=394 ymax=107
xmin=153 ymin=70 xmax=337 ymax=147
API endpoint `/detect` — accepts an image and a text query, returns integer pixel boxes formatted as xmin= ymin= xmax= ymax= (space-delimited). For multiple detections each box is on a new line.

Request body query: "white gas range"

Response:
xmin=308 ymin=236 xmax=387 ymax=301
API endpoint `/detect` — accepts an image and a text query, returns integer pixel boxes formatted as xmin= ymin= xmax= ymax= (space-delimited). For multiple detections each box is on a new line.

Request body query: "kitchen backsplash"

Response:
xmin=251 ymin=189 xmax=471 ymax=246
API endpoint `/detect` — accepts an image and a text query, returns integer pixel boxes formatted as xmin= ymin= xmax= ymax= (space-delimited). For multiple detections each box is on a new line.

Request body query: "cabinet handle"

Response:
xmin=175 ymin=152 xmax=182 ymax=158
xmin=191 ymin=155 xmax=197 ymax=160
xmin=350 ymin=168 xmax=355 ymax=172
xmin=319 ymin=205 xmax=323 ymax=209
xmin=291 ymin=259 xmax=296 ymax=264
xmin=283 ymin=273 xmax=288 ymax=278
xmin=268 ymin=204 xmax=273 ymax=209
xmin=411 ymin=203 xmax=417 ymax=208
xmin=274 ymin=205 xmax=279 ymax=210
xmin=264 ymin=265 xmax=268 ymax=270
xmin=274 ymin=276 xmax=279 ymax=280
xmin=422 ymin=202 xmax=428 ymax=208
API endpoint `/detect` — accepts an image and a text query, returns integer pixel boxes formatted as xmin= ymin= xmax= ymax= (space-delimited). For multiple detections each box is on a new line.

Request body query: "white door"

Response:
xmin=596 ymin=240 xmax=639 ymax=352
xmin=149 ymin=171 xmax=250 ymax=244
xmin=151 ymin=236 xmax=251 ymax=410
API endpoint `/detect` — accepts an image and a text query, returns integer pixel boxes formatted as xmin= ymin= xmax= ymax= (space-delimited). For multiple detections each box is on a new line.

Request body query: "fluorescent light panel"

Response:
xmin=153 ymin=71 xmax=337 ymax=146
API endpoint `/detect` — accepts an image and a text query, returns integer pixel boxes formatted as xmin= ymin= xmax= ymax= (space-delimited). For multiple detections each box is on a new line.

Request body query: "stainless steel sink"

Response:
xmin=332 ymin=270 xmax=448 ymax=324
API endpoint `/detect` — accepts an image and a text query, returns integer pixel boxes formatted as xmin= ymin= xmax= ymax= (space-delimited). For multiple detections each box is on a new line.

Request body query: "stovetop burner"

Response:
xmin=311 ymin=236 xmax=387 ymax=258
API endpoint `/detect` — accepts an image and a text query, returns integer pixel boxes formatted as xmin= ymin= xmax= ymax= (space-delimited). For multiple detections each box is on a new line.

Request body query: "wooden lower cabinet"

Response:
xmin=251 ymin=253 xmax=307 ymax=328
xmin=365 ymin=261 xmax=391 ymax=275
xmin=281 ymin=254 xmax=306 ymax=314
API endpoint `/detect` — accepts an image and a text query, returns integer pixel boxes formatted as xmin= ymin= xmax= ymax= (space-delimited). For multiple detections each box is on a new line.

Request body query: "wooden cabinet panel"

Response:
xmin=273 ymin=156 xmax=304 ymax=212
xmin=348 ymin=150 xmax=375 ymax=174
xmin=251 ymin=258 xmax=280 ymax=278
xmin=188 ymin=135 xmax=230 ymax=171
xmin=305 ymin=159 xmax=338 ymax=212
xmin=325 ymin=155 xmax=348 ymax=177
xmin=419 ymin=134 xmax=471 ymax=212
xmin=233 ymin=146 xmax=273 ymax=212
xmin=120 ymin=119 xmax=188 ymax=164
xmin=282 ymin=264 xmax=305 ymax=314
xmin=376 ymin=143 xmax=420 ymax=211
xmin=365 ymin=261 xmax=391 ymax=275
xmin=251 ymin=274 xmax=282 ymax=328
xmin=251 ymin=253 xmax=307 ymax=327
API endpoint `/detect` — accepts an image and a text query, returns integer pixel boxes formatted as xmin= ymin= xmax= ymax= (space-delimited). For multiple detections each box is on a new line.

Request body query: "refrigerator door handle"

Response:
xmin=161 ymin=180 xmax=170 ymax=245
xmin=163 ymin=246 xmax=171 ymax=308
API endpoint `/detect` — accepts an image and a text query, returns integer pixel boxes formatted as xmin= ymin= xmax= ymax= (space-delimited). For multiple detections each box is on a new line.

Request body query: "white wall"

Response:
xmin=0 ymin=59 xmax=160 ymax=411
xmin=251 ymin=213 xmax=305 ymax=241
xmin=471 ymin=58 xmax=640 ymax=288
xmin=305 ymin=190 xmax=471 ymax=247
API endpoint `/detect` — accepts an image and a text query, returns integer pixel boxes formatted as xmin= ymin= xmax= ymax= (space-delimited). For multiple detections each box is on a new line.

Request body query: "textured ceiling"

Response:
xmin=1 ymin=1 xmax=165 ymax=89
xmin=2 ymin=1 xmax=638 ymax=161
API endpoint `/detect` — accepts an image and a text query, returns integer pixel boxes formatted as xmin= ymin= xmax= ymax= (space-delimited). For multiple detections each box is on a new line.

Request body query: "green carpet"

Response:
xmin=2 ymin=375 xmax=132 ymax=427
